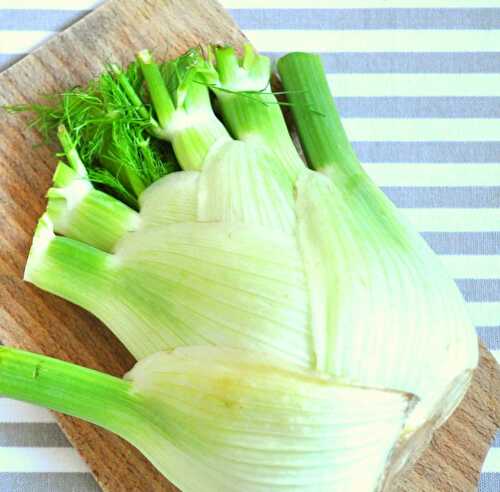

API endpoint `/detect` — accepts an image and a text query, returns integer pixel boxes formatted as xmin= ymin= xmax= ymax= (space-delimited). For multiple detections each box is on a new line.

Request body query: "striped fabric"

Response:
xmin=0 ymin=1 xmax=499 ymax=491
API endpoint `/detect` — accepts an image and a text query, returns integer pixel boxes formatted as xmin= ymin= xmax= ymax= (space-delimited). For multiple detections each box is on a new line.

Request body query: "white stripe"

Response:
xmin=0 ymin=447 xmax=89 ymax=473
xmin=482 ymin=447 xmax=500 ymax=473
xmin=467 ymin=302 xmax=500 ymax=326
xmin=0 ymin=31 xmax=54 ymax=55
xmin=491 ymin=350 xmax=500 ymax=364
xmin=440 ymin=256 xmax=500 ymax=279
xmin=364 ymin=164 xmax=500 ymax=187
xmin=222 ymin=0 xmax=500 ymax=7
xmin=328 ymin=75 xmax=500 ymax=98
xmin=0 ymin=0 xmax=102 ymax=8
xmin=403 ymin=209 xmax=500 ymax=232
xmin=248 ymin=30 xmax=500 ymax=53
xmin=476 ymin=323 xmax=500 ymax=331
xmin=0 ymin=399 xmax=55 ymax=423
xmin=344 ymin=119 xmax=500 ymax=142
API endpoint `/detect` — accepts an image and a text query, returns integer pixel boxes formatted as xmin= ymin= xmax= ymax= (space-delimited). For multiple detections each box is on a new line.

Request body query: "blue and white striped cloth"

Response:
xmin=0 ymin=1 xmax=499 ymax=491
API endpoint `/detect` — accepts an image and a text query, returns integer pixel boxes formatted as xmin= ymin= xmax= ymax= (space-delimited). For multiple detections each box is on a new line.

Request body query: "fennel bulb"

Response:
xmin=15 ymin=46 xmax=478 ymax=490
xmin=0 ymin=346 xmax=416 ymax=491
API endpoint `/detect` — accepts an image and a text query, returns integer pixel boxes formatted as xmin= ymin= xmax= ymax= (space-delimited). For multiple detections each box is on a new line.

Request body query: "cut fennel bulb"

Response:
xmin=15 ymin=46 xmax=479 ymax=491
xmin=0 ymin=346 xmax=417 ymax=492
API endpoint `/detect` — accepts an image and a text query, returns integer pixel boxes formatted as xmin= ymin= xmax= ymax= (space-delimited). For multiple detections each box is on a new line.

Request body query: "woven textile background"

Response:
xmin=0 ymin=1 xmax=499 ymax=491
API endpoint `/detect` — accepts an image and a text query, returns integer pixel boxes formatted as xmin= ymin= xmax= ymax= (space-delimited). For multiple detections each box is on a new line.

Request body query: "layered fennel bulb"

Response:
xmin=4 ymin=46 xmax=479 ymax=491
xmin=0 ymin=346 xmax=416 ymax=491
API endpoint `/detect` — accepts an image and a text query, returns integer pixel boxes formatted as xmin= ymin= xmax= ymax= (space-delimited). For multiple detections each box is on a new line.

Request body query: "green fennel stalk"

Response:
xmin=278 ymin=52 xmax=360 ymax=177
xmin=46 ymin=136 xmax=140 ymax=252
xmin=0 ymin=347 xmax=140 ymax=435
xmin=208 ymin=45 xmax=305 ymax=180
xmin=131 ymin=49 xmax=231 ymax=170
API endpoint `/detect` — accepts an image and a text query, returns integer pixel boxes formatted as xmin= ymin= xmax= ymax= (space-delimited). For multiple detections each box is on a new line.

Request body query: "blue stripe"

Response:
xmin=232 ymin=8 xmax=500 ymax=30
xmin=421 ymin=232 xmax=500 ymax=255
xmin=493 ymin=431 xmax=500 ymax=448
xmin=265 ymin=52 xmax=500 ymax=73
xmin=2 ymin=53 xmax=499 ymax=77
xmin=354 ymin=142 xmax=500 ymax=163
xmin=2 ymin=8 xmax=498 ymax=31
xmin=382 ymin=186 xmax=500 ymax=208
xmin=479 ymin=472 xmax=500 ymax=490
xmin=0 ymin=423 xmax=70 ymax=447
xmin=0 ymin=10 xmax=88 ymax=31
xmin=476 ymin=326 xmax=500 ymax=350
xmin=456 ymin=279 xmax=500 ymax=302
xmin=335 ymin=97 xmax=500 ymax=118
xmin=0 ymin=53 xmax=24 ymax=70
xmin=0 ymin=474 xmax=100 ymax=491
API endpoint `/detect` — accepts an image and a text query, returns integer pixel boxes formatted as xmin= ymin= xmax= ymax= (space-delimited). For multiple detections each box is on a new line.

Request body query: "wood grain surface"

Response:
xmin=0 ymin=1 xmax=498 ymax=490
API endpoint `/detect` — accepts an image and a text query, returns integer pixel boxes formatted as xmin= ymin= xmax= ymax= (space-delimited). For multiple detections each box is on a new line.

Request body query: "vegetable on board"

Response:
xmin=2 ymin=46 xmax=478 ymax=491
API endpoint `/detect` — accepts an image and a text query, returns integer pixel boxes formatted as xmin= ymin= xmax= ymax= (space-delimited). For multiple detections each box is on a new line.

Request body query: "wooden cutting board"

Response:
xmin=0 ymin=1 xmax=498 ymax=490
